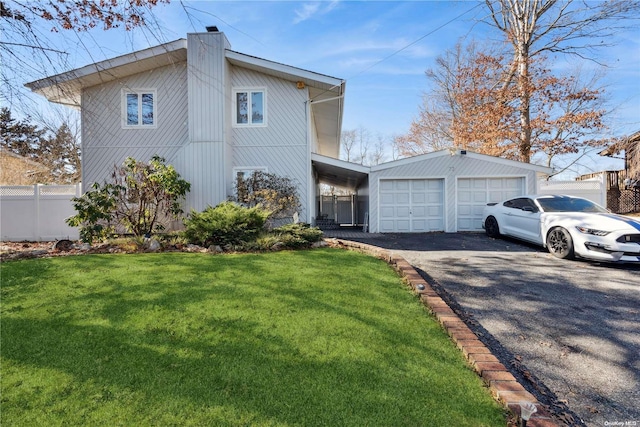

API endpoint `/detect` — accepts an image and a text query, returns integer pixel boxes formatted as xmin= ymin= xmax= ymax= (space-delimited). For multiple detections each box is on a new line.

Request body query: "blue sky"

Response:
xmin=14 ymin=0 xmax=640 ymax=177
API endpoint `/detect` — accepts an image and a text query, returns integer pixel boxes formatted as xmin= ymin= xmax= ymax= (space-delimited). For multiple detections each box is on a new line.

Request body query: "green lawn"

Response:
xmin=1 ymin=249 xmax=505 ymax=426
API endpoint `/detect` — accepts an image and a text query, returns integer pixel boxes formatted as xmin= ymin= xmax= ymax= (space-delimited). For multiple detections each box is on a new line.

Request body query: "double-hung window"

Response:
xmin=123 ymin=89 xmax=156 ymax=128
xmin=233 ymin=88 xmax=266 ymax=126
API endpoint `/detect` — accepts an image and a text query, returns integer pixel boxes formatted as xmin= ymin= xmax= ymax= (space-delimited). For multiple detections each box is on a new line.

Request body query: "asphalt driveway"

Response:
xmin=334 ymin=232 xmax=639 ymax=427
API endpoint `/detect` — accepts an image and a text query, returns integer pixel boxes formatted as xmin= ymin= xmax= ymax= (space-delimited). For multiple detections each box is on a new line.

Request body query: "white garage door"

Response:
xmin=379 ymin=179 xmax=444 ymax=232
xmin=457 ymin=177 xmax=525 ymax=231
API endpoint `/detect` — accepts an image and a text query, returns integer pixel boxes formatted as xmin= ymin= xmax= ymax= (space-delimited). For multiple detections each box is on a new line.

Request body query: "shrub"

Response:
xmin=274 ymin=223 xmax=323 ymax=244
xmin=183 ymin=202 xmax=269 ymax=247
xmin=258 ymin=223 xmax=324 ymax=250
xmin=66 ymin=182 xmax=117 ymax=244
xmin=66 ymin=156 xmax=190 ymax=243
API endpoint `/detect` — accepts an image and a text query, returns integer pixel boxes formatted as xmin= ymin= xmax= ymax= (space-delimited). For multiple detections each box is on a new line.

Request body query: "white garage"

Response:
xmin=379 ymin=179 xmax=444 ymax=232
xmin=368 ymin=150 xmax=552 ymax=233
xmin=457 ymin=177 xmax=525 ymax=231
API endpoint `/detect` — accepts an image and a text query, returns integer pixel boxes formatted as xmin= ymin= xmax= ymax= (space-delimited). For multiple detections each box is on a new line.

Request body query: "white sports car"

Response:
xmin=482 ymin=195 xmax=640 ymax=263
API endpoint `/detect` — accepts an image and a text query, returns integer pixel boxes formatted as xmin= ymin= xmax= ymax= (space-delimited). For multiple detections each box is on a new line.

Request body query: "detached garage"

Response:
xmin=368 ymin=149 xmax=551 ymax=233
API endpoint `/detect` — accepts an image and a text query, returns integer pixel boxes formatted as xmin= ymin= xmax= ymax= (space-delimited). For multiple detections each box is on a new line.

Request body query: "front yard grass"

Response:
xmin=1 ymin=249 xmax=505 ymax=426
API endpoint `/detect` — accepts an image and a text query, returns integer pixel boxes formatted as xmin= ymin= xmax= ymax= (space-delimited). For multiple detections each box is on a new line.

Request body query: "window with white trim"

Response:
xmin=234 ymin=167 xmax=268 ymax=181
xmin=233 ymin=88 xmax=266 ymax=126
xmin=122 ymin=89 xmax=156 ymax=128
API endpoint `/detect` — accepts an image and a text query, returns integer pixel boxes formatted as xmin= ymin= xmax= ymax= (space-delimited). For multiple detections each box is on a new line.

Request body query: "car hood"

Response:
xmin=541 ymin=212 xmax=640 ymax=233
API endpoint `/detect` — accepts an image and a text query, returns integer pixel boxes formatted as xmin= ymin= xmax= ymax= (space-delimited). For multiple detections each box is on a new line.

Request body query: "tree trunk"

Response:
xmin=516 ymin=47 xmax=532 ymax=163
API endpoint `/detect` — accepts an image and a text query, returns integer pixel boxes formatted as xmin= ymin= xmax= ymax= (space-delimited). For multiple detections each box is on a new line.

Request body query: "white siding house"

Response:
xmin=26 ymin=30 xmax=551 ymax=235
xmin=26 ymin=30 xmax=345 ymax=223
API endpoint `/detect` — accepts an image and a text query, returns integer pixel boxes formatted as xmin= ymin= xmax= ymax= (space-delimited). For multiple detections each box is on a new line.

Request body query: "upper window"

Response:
xmin=123 ymin=89 xmax=156 ymax=128
xmin=233 ymin=88 xmax=266 ymax=127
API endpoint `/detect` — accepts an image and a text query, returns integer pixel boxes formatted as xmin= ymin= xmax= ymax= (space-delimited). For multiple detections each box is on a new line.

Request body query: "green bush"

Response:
xmin=183 ymin=202 xmax=269 ymax=247
xmin=274 ymin=223 xmax=323 ymax=243
xmin=66 ymin=156 xmax=190 ymax=243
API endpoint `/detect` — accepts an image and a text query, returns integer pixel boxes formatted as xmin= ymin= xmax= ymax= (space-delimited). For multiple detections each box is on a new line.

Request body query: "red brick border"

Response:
xmin=325 ymin=238 xmax=559 ymax=427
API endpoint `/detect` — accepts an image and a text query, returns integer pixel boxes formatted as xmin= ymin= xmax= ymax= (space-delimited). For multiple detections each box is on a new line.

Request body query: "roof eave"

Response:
xmin=25 ymin=39 xmax=188 ymax=105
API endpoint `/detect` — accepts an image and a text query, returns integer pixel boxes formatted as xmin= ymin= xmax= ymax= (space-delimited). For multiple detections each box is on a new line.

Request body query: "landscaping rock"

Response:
xmin=145 ymin=239 xmax=162 ymax=252
xmin=52 ymin=239 xmax=74 ymax=252
xmin=271 ymin=242 xmax=285 ymax=251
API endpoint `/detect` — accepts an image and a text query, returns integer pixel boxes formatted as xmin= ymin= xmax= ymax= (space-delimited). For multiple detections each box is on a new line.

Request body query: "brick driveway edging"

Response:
xmin=325 ymin=237 xmax=559 ymax=427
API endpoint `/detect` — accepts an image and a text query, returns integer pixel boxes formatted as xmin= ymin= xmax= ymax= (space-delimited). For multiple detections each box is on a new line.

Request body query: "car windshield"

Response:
xmin=536 ymin=197 xmax=608 ymax=213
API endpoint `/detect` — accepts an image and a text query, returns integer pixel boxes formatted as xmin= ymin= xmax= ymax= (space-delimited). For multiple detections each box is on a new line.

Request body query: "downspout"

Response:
xmin=305 ymin=98 xmax=314 ymax=225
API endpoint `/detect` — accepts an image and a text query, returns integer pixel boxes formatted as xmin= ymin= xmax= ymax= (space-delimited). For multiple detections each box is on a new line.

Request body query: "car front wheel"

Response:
xmin=485 ymin=216 xmax=500 ymax=238
xmin=546 ymin=227 xmax=574 ymax=259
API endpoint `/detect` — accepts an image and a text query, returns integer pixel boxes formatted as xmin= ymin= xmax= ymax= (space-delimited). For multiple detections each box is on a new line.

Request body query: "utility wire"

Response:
xmin=310 ymin=1 xmax=484 ymax=102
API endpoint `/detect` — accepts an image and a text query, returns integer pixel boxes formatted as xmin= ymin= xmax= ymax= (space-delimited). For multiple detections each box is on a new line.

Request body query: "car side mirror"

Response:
xmin=522 ymin=206 xmax=536 ymax=212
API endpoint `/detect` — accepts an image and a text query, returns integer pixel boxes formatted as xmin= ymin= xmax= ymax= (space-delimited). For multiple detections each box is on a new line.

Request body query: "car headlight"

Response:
xmin=576 ymin=226 xmax=610 ymax=236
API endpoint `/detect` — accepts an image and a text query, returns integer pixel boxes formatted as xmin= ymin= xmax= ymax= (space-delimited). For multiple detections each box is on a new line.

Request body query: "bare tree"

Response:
xmin=483 ymin=0 xmax=640 ymax=162
xmin=1 ymin=0 xmax=170 ymax=112
xmin=340 ymin=127 xmax=390 ymax=166
xmin=340 ymin=129 xmax=357 ymax=163
xmin=400 ymin=32 xmax=620 ymax=170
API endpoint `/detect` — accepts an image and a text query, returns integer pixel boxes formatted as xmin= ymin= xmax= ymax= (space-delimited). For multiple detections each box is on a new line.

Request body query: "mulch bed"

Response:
xmin=0 ymin=241 xmax=118 ymax=262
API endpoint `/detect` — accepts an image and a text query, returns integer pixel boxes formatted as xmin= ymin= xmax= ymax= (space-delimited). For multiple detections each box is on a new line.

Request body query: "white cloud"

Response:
xmin=293 ymin=1 xmax=340 ymax=24
xmin=293 ymin=3 xmax=321 ymax=24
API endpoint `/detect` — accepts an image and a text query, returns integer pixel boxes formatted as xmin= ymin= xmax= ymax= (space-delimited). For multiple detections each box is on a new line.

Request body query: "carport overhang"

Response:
xmin=311 ymin=153 xmax=369 ymax=190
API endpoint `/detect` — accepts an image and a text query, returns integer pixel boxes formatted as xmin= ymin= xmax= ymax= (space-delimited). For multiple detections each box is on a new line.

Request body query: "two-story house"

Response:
xmin=26 ymin=28 xmax=551 ymax=233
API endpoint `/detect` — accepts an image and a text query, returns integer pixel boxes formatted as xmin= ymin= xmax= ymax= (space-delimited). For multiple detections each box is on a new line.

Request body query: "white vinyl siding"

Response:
xmin=230 ymin=67 xmax=309 ymax=221
xmin=82 ymin=63 xmax=188 ymax=186
xmin=457 ymin=177 xmax=525 ymax=231
xmin=379 ymin=179 xmax=444 ymax=232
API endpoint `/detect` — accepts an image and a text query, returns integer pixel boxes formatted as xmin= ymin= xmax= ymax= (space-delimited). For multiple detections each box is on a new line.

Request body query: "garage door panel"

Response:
xmin=458 ymin=218 xmax=473 ymax=230
xmin=458 ymin=191 xmax=472 ymax=203
xmin=427 ymin=206 xmax=443 ymax=216
xmin=428 ymin=218 xmax=444 ymax=229
xmin=427 ymin=192 xmax=441 ymax=203
xmin=380 ymin=220 xmax=395 ymax=232
xmin=473 ymin=192 xmax=487 ymax=203
xmin=380 ymin=193 xmax=396 ymax=204
xmin=379 ymin=179 xmax=444 ymax=232
xmin=412 ymin=219 xmax=426 ymax=231
xmin=412 ymin=180 xmax=426 ymax=190
xmin=457 ymin=178 xmax=525 ymax=231
xmin=473 ymin=179 xmax=486 ymax=189
xmin=395 ymin=180 xmax=410 ymax=191
xmin=396 ymin=220 xmax=410 ymax=232
xmin=380 ymin=207 xmax=395 ymax=218
xmin=412 ymin=193 xmax=426 ymax=204
xmin=412 ymin=206 xmax=426 ymax=217
xmin=488 ymin=191 xmax=505 ymax=203
xmin=396 ymin=193 xmax=410 ymax=204
xmin=458 ymin=205 xmax=472 ymax=216
xmin=380 ymin=180 xmax=395 ymax=191
xmin=396 ymin=206 xmax=410 ymax=217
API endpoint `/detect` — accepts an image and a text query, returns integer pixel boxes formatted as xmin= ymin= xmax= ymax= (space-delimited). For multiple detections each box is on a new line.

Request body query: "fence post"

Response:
xmin=34 ymin=184 xmax=41 ymax=241
xmin=599 ymin=174 xmax=606 ymax=207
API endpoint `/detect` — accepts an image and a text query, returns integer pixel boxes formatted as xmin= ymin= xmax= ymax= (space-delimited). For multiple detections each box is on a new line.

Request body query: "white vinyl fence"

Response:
xmin=0 ymin=184 xmax=81 ymax=242
xmin=538 ymin=176 xmax=606 ymax=207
